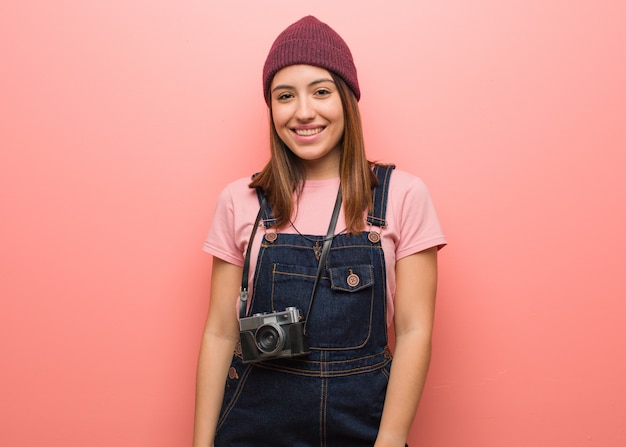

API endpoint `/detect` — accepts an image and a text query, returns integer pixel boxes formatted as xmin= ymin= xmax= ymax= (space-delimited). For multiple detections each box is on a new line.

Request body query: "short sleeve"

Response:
xmin=391 ymin=172 xmax=447 ymax=260
xmin=202 ymin=183 xmax=246 ymax=266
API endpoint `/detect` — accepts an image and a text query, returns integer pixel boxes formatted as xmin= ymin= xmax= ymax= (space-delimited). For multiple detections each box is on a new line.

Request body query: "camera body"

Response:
xmin=239 ymin=307 xmax=310 ymax=363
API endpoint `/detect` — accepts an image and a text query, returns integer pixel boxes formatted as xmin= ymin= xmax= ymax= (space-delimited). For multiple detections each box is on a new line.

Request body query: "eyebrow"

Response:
xmin=271 ymin=78 xmax=335 ymax=93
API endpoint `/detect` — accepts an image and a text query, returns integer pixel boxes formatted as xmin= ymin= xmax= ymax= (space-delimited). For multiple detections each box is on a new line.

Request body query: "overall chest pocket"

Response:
xmin=271 ymin=262 xmax=376 ymax=350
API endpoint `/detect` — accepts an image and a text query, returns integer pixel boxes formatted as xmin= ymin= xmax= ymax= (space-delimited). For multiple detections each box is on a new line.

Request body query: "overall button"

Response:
xmin=347 ymin=271 xmax=360 ymax=287
xmin=368 ymin=231 xmax=380 ymax=243
xmin=384 ymin=346 xmax=393 ymax=359
xmin=228 ymin=367 xmax=239 ymax=380
xmin=234 ymin=341 xmax=242 ymax=356
xmin=265 ymin=232 xmax=277 ymax=243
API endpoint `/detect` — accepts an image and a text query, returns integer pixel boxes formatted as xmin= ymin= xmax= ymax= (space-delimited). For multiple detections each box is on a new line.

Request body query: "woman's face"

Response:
xmin=270 ymin=65 xmax=345 ymax=179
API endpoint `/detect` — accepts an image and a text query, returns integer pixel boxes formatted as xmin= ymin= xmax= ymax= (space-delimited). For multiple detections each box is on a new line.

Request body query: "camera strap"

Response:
xmin=238 ymin=186 xmax=342 ymax=326
xmin=303 ymin=186 xmax=342 ymax=336
xmin=239 ymin=196 xmax=268 ymax=319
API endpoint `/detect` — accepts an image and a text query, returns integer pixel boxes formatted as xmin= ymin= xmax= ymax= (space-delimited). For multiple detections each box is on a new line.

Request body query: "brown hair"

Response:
xmin=249 ymin=73 xmax=377 ymax=234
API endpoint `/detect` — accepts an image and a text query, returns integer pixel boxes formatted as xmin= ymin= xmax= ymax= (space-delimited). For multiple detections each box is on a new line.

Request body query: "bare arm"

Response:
xmin=192 ymin=257 xmax=242 ymax=447
xmin=374 ymin=246 xmax=438 ymax=447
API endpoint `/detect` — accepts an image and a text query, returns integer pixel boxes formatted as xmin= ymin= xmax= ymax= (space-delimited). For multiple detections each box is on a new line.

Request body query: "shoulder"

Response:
xmin=217 ymin=176 xmax=259 ymax=206
xmin=204 ymin=175 xmax=263 ymax=264
xmin=211 ymin=175 xmax=263 ymax=230
xmin=222 ymin=175 xmax=257 ymax=196
xmin=386 ymin=168 xmax=431 ymax=200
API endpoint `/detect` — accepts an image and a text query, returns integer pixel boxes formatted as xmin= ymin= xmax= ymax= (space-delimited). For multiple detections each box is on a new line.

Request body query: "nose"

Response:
xmin=295 ymin=97 xmax=315 ymax=121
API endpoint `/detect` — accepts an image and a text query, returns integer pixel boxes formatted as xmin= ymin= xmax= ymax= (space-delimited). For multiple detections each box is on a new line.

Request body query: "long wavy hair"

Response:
xmin=249 ymin=72 xmax=378 ymax=234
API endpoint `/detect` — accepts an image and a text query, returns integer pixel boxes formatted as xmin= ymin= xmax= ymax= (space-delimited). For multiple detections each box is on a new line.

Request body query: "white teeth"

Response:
xmin=294 ymin=128 xmax=323 ymax=136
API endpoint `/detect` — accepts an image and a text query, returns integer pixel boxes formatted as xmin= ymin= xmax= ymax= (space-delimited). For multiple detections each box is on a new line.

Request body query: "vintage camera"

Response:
xmin=239 ymin=307 xmax=310 ymax=363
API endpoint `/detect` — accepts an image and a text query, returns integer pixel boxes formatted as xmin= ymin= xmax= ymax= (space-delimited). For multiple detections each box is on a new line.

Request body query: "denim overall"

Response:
xmin=215 ymin=165 xmax=396 ymax=447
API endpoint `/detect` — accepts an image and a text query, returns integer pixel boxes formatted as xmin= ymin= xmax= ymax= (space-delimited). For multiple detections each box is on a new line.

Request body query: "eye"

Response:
xmin=276 ymin=92 xmax=293 ymax=101
xmin=315 ymin=88 xmax=331 ymax=97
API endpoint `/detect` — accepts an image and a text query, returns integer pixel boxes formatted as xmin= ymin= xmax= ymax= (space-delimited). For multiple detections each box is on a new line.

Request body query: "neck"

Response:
xmin=304 ymin=165 xmax=340 ymax=180
xmin=302 ymin=148 xmax=341 ymax=180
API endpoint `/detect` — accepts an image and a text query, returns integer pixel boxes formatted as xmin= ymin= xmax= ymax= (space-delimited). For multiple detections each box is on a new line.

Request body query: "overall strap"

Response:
xmin=255 ymin=188 xmax=278 ymax=228
xmin=367 ymin=164 xmax=395 ymax=228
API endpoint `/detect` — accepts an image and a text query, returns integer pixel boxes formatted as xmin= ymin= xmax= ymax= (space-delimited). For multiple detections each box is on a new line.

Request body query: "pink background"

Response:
xmin=2 ymin=1 xmax=625 ymax=446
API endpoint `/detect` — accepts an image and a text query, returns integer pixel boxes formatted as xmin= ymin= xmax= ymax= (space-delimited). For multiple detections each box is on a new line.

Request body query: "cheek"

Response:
xmin=327 ymin=101 xmax=345 ymax=127
xmin=271 ymin=106 xmax=289 ymax=129
xmin=337 ymin=114 xmax=345 ymax=132
xmin=331 ymin=110 xmax=345 ymax=134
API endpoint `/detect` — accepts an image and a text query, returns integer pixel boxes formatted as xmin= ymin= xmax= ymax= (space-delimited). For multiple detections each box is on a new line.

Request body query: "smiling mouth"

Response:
xmin=293 ymin=127 xmax=324 ymax=136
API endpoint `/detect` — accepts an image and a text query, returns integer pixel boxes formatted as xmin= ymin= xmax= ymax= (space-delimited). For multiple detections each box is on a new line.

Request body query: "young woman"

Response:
xmin=193 ymin=16 xmax=446 ymax=447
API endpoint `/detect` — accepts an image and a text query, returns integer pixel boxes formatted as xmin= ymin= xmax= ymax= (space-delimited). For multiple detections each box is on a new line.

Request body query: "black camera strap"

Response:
xmin=239 ymin=196 xmax=268 ymax=319
xmin=239 ymin=187 xmax=342 ymax=327
xmin=303 ymin=186 xmax=341 ymax=335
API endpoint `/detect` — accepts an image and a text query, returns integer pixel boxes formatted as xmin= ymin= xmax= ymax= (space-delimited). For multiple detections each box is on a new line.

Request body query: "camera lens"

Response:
xmin=255 ymin=323 xmax=285 ymax=355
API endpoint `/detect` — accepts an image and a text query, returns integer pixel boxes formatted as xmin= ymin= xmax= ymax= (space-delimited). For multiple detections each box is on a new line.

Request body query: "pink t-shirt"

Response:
xmin=203 ymin=169 xmax=447 ymax=325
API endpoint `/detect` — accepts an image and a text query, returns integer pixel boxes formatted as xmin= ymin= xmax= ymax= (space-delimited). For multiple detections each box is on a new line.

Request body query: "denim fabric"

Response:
xmin=215 ymin=166 xmax=396 ymax=447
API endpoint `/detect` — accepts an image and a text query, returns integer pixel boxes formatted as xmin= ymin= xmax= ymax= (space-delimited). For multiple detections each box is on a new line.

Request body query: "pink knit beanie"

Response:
xmin=262 ymin=16 xmax=360 ymax=103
